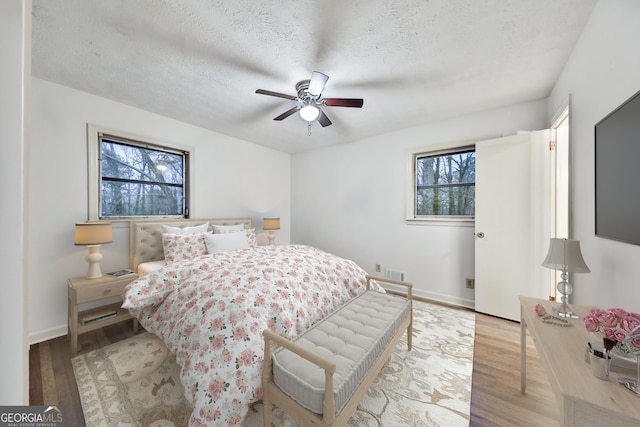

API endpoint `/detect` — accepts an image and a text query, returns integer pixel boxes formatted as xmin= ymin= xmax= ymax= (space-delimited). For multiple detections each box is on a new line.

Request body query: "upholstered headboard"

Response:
xmin=129 ymin=218 xmax=253 ymax=270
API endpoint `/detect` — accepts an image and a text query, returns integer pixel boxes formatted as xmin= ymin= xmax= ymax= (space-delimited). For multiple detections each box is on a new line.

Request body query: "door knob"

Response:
xmin=476 ymin=232 xmax=485 ymax=238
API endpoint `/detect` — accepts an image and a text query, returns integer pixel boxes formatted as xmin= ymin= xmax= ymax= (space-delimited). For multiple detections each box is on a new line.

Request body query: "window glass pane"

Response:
xmin=416 ymin=186 xmax=475 ymax=215
xmin=100 ymin=138 xmax=186 ymax=218
xmin=415 ymin=149 xmax=475 ymax=217
xmin=101 ymin=181 xmax=184 ymax=216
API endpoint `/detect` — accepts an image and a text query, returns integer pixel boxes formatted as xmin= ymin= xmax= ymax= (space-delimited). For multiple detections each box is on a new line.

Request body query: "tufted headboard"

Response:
xmin=129 ymin=218 xmax=253 ymax=271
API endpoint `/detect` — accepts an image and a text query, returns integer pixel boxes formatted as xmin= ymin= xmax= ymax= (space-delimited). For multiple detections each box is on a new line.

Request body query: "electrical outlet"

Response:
xmin=465 ymin=278 xmax=475 ymax=289
xmin=375 ymin=263 xmax=381 ymax=273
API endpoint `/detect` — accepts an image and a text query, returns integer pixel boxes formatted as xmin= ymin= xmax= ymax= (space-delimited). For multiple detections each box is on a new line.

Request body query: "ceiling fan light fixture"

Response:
xmin=299 ymin=105 xmax=320 ymax=122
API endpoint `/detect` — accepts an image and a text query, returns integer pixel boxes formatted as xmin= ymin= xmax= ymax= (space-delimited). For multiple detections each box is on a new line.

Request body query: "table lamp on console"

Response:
xmin=541 ymin=238 xmax=590 ymax=318
xmin=263 ymin=217 xmax=280 ymax=245
xmin=75 ymin=221 xmax=112 ymax=279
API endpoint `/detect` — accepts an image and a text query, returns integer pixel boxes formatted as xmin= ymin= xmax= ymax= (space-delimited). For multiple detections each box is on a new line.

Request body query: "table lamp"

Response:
xmin=263 ymin=218 xmax=280 ymax=245
xmin=75 ymin=222 xmax=113 ymax=279
xmin=541 ymin=238 xmax=590 ymax=318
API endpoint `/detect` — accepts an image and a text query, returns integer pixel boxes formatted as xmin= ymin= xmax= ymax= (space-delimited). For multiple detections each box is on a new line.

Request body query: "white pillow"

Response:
xmin=162 ymin=221 xmax=209 ymax=234
xmin=212 ymin=223 xmax=245 ymax=233
xmin=204 ymin=232 xmax=250 ymax=254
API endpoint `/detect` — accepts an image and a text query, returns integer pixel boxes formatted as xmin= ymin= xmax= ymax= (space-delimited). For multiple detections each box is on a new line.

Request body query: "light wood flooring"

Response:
xmin=29 ymin=309 xmax=559 ymax=426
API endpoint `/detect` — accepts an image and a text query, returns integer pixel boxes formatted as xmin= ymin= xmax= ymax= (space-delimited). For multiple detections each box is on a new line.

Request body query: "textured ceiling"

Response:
xmin=31 ymin=0 xmax=597 ymax=153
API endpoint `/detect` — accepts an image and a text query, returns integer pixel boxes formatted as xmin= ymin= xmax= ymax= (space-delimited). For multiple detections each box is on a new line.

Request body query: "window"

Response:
xmin=413 ymin=147 xmax=475 ymax=218
xmin=88 ymin=126 xmax=191 ymax=220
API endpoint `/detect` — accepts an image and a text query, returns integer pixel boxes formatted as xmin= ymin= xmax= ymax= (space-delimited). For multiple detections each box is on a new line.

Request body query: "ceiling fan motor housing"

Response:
xmin=296 ymin=80 xmax=318 ymax=102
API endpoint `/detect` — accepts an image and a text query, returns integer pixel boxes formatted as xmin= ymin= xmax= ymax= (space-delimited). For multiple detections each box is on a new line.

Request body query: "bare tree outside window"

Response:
xmin=99 ymin=137 xmax=188 ymax=218
xmin=415 ymin=148 xmax=475 ymax=217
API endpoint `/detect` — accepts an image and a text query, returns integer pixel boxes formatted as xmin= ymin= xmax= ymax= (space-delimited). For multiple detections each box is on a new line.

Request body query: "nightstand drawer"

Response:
xmin=75 ymin=279 xmax=130 ymax=303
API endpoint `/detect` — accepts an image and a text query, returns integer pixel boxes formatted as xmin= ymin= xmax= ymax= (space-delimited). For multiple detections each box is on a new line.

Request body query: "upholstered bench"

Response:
xmin=262 ymin=275 xmax=412 ymax=427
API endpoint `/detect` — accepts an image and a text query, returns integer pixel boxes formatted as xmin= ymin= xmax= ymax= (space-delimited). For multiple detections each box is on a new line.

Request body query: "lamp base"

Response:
xmin=85 ymin=245 xmax=104 ymax=279
xmin=554 ymin=276 xmax=578 ymax=318
xmin=552 ymin=305 xmax=578 ymax=319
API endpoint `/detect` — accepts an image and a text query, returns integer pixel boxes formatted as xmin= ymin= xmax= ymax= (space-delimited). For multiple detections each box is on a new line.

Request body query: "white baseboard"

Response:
xmin=29 ymin=324 xmax=67 ymax=346
xmin=381 ymin=284 xmax=475 ymax=310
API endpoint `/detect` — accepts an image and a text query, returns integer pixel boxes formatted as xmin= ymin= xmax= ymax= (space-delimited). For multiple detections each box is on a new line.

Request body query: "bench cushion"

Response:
xmin=272 ymin=291 xmax=411 ymax=416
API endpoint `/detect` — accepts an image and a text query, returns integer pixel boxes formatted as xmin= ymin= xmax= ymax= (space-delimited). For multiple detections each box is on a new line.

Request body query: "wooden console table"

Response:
xmin=519 ymin=296 xmax=640 ymax=427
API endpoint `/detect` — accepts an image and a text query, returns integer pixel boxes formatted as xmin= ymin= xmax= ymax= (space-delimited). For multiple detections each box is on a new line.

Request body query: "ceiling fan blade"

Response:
xmin=308 ymin=71 xmax=329 ymax=97
xmin=274 ymin=105 xmax=301 ymax=121
xmin=324 ymin=98 xmax=364 ymax=108
xmin=256 ymin=89 xmax=297 ymax=100
xmin=317 ymin=108 xmax=332 ymax=127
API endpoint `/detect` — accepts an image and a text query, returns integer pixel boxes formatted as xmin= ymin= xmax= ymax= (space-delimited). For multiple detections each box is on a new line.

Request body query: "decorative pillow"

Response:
xmin=162 ymin=233 xmax=207 ymax=263
xmin=212 ymin=223 xmax=245 ymax=233
xmin=245 ymin=228 xmax=257 ymax=247
xmin=161 ymin=221 xmax=209 ymax=234
xmin=204 ymin=232 xmax=250 ymax=254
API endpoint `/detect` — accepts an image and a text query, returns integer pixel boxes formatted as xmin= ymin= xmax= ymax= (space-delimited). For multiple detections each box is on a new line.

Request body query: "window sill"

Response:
xmin=405 ymin=217 xmax=475 ymax=227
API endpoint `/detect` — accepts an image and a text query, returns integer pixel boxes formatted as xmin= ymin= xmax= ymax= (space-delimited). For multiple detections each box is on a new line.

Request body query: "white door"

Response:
xmin=475 ymin=131 xmax=550 ymax=321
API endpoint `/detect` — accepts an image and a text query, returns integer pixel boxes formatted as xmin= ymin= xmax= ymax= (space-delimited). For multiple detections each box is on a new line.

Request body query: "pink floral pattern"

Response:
xmin=244 ymin=228 xmax=257 ymax=247
xmin=122 ymin=245 xmax=381 ymax=426
xmin=162 ymin=233 xmax=208 ymax=263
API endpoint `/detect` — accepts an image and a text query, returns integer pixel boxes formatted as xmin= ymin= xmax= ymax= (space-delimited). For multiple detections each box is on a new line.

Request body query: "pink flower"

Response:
xmin=622 ymin=315 xmax=640 ymax=333
xmin=596 ymin=310 xmax=619 ymax=328
xmin=602 ymin=327 xmax=618 ymax=340
xmin=610 ymin=308 xmax=629 ymax=321
xmin=534 ymin=304 xmax=546 ymax=316
xmin=236 ymin=349 xmax=255 ymax=367
xmin=612 ymin=328 xmax=628 ymax=343
xmin=207 ymin=379 xmax=228 ymax=401
xmin=583 ymin=307 xmax=640 ymax=353
xmin=583 ymin=314 xmax=600 ymax=332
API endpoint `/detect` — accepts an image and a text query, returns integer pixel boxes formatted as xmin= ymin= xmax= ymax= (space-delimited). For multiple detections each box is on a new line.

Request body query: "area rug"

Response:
xmin=72 ymin=300 xmax=475 ymax=426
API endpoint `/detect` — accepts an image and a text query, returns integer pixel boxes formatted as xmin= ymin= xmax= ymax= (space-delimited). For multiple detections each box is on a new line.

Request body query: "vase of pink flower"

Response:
xmin=583 ymin=307 xmax=640 ymax=396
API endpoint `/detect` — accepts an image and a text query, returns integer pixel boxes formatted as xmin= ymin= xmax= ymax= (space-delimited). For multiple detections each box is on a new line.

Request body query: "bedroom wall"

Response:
xmin=28 ymin=78 xmax=291 ymax=342
xmin=547 ymin=0 xmax=640 ymax=312
xmin=291 ymin=100 xmax=547 ymax=307
xmin=1 ymin=0 xmax=30 ymax=405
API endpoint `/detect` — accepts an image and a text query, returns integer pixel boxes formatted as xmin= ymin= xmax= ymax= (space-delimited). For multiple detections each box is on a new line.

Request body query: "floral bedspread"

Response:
xmin=122 ymin=244 xmax=381 ymax=426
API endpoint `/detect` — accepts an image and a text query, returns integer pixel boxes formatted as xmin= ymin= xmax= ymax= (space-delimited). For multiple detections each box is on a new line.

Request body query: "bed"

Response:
xmin=122 ymin=218 xmax=382 ymax=426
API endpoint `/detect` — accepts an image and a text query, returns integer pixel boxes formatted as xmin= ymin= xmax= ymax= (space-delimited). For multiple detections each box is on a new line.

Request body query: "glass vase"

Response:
xmin=618 ymin=325 xmax=640 ymax=397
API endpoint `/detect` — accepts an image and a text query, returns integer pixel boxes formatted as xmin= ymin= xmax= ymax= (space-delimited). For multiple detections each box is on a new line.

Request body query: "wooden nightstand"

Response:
xmin=68 ymin=272 xmax=139 ymax=354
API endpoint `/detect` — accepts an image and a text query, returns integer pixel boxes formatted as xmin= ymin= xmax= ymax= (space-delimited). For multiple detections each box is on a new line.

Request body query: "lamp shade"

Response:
xmin=263 ymin=218 xmax=280 ymax=231
xmin=299 ymin=105 xmax=320 ymax=122
xmin=541 ymin=238 xmax=590 ymax=273
xmin=74 ymin=222 xmax=113 ymax=246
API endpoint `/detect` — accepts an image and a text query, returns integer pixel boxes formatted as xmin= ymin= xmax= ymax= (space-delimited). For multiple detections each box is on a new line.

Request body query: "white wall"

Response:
xmin=28 ymin=78 xmax=291 ymax=342
xmin=0 ymin=0 xmax=30 ymax=405
xmin=291 ymin=100 xmax=547 ymax=307
xmin=548 ymin=0 xmax=640 ymax=311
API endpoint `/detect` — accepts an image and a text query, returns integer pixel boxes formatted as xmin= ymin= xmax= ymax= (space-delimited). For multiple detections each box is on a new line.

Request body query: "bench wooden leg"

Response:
xmin=263 ymin=335 xmax=273 ymax=426
xmin=263 ymin=396 xmax=272 ymax=427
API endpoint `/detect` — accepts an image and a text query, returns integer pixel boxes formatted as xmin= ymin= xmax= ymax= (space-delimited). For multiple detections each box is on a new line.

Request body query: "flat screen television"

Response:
xmin=594 ymin=88 xmax=640 ymax=245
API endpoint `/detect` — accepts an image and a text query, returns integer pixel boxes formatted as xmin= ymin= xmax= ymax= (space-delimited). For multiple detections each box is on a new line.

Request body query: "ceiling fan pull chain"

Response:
xmin=307 ymin=122 xmax=312 ymax=136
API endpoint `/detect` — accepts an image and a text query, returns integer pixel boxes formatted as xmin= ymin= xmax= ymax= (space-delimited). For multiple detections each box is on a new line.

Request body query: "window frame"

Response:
xmin=87 ymin=124 xmax=193 ymax=221
xmin=406 ymin=144 xmax=476 ymax=225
